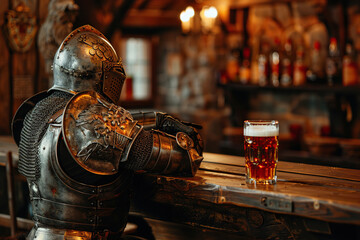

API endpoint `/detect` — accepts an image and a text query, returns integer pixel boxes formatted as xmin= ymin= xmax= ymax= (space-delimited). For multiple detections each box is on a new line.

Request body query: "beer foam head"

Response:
xmin=244 ymin=121 xmax=279 ymax=137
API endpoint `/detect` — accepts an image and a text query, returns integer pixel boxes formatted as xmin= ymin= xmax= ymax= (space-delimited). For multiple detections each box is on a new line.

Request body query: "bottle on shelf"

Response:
xmin=342 ymin=41 xmax=358 ymax=86
xmin=307 ymin=40 xmax=325 ymax=84
xmin=239 ymin=46 xmax=251 ymax=84
xmin=280 ymin=39 xmax=294 ymax=87
xmin=293 ymin=47 xmax=307 ymax=86
xmin=326 ymin=37 xmax=341 ymax=86
xmin=258 ymin=41 xmax=270 ymax=86
xmin=226 ymin=43 xmax=242 ymax=83
xmin=270 ymin=38 xmax=281 ymax=87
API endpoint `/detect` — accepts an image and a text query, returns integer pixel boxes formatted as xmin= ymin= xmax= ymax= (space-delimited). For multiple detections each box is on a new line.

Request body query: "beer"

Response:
xmin=244 ymin=120 xmax=279 ymax=184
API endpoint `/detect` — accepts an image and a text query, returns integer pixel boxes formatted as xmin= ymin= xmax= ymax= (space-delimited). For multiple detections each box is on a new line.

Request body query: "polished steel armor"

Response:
xmin=12 ymin=25 xmax=203 ymax=240
xmin=19 ymin=103 xmax=131 ymax=239
xmin=51 ymin=25 xmax=126 ymax=104
xmin=62 ymin=91 xmax=142 ymax=175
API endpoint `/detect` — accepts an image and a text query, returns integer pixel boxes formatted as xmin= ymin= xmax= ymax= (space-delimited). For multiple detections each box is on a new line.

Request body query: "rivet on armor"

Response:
xmin=43 ymin=146 xmax=45 ymax=150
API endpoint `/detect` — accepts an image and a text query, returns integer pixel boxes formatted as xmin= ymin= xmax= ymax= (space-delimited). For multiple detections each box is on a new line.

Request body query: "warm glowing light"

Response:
xmin=204 ymin=6 xmax=218 ymax=18
xmin=185 ymin=6 xmax=195 ymax=18
xmin=180 ymin=6 xmax=194 ymax=23
xmin=180 ymin=11 xmax=190 ymax=22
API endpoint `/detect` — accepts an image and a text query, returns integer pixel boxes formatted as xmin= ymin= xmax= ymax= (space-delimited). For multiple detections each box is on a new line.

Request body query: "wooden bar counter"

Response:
xmin=1 ymin=136 xmax=359 ymax=239
xmin=131 ymin=152 xmax=360 ymax=239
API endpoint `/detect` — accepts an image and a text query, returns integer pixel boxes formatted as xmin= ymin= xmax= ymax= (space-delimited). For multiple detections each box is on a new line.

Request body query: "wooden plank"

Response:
xmin=10 ymin=0 xmax=38 ymax=114
xmin=0 ymin=213 xmax=33 ymax=230
xmin=200 ymin=162 xmax=360 ymax=190
xmin=37 ymin=0 xmax=51 ymax=92
xmin=203 ymin=152 xmax=360 ymax=182
xmin=194 ymin=170 xmax=360 ymax=207
xmin=147 ymin=171 xmax=360 ymax=225
xmin=122 ymin=9 xmax=180 ymax=28
xmin=0 ymin=1 xmax=11 ymax=135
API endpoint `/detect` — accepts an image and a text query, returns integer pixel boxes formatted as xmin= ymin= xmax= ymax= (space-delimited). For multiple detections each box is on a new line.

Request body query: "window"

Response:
xmin=119 ymin=37 xmax=152 ymax=101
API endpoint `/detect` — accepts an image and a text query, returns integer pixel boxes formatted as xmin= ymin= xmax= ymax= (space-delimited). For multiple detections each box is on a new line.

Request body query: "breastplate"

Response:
xmin=28 ymin=117 xmax=132 ymax=233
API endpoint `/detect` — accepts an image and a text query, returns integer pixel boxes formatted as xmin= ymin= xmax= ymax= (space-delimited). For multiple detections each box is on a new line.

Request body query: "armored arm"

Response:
xmin=131 ymin=111 xmax=203 ymax=156
xmin=62 ymin=91 xmax=203 ymax=177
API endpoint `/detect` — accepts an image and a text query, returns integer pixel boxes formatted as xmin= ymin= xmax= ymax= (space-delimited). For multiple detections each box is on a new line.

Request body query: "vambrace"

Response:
xmin=130 ymin=111 xmax=157 ymax=130
xmin=143 ymin=130 xmax=203 ymax=177
xmin=131 ymin=111 xmax=204 ymax=156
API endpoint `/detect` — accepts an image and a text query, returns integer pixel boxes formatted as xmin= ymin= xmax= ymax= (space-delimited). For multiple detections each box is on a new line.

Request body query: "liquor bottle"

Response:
xmin=258 ymin=42 xmax=270 ymax=86
xmin=226 ymin=43 xmax=241 ymax=82
xmin=342 ymin=41 xmax=358 ymax=86
xmin=280 ymin=39 xmax=293 ymax=87
xmin=239 ymin=47 xmax=251 ymax=84
xmin=326 ymin=37 xmax=341 ymax=86
xmin=270 ymin=38 xmax=281 ymax=87
xmin=307 ymin=41 xmax=325 ymax=84
xmin=293 ymin=47 xmax=307 ymax=86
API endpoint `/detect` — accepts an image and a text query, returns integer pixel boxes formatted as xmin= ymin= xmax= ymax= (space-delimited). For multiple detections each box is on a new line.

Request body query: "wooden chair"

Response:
xmin=0 ymin=152 xmax=32 ymax=239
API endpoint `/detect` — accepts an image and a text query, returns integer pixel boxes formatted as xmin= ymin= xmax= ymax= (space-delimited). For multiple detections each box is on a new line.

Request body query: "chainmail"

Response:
xmin=125 ymin=129 xmax=153 ymax=171
xmin=18 ymin=91 xmax=73 ymax=181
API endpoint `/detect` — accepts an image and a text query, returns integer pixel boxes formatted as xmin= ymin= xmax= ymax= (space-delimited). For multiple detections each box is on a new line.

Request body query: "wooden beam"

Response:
xmin=138 ymin=0 xmax=150 ymax=9
xmin=106 ymin=0 xmax=136 ymax=37
xmin=122 ymin=9 xmax=180 ymax=28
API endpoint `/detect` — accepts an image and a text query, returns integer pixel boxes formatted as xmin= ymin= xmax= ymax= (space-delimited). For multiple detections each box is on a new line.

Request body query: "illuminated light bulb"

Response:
xmin=185 ymin=6 xmax=195 ymax=18
xmin=207 ymin=6 xmax=218 ymax=18
xmin=180 ymin=11 xmax=190 ymax=22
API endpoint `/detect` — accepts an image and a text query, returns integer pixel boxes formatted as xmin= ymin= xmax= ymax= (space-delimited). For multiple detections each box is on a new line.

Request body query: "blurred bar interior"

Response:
xmin=1 ymin=0 xmax=360 ymax=169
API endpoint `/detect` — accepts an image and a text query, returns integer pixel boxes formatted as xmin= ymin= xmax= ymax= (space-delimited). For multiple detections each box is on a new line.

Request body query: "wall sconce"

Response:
xmin=200 ymin=6 xmax=218 ymax=33
xmin=180 ymin=6 xmax=195 ymax=34
xmin=180 ymin=5 xmax=218 ymax=34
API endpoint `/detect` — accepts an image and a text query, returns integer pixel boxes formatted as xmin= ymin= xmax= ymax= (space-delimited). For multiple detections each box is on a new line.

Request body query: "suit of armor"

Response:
xmin=12 ymin=25 xmax=203 ymax=240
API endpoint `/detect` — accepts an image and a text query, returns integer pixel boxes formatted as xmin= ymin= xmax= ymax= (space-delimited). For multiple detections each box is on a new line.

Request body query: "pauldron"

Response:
xmin=62 ymin=90 xmax=142 ymax=175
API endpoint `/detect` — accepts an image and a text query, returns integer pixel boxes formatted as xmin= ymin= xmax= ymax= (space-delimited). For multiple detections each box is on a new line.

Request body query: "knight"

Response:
xmin=12 ymin=25 xmax=203 ymax=240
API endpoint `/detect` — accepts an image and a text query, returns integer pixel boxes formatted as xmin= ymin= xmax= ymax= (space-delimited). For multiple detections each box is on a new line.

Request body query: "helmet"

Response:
xmin=50 ymin=25 xmax=126 ymax=104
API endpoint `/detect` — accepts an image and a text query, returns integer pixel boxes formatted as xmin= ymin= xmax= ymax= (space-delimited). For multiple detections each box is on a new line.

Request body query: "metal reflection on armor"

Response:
xmin=63 ymin=91 xmax=142 ymax=175
xmin=51 ymin=25 xmax=126 ymax=104
xmin=12 ymin=24 xmax=204 ymax=240
xmin=143 ymin=130 xmax=203 ymax=176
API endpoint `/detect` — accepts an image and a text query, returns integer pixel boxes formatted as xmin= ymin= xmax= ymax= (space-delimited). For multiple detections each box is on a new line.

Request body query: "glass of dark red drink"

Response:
xmin=244 ymin=120 xmax=279 ymax=185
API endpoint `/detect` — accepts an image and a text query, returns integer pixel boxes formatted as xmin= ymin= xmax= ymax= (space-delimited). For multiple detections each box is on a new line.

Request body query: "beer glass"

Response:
xmin=244 ymin=120 xmax=279 ymax=184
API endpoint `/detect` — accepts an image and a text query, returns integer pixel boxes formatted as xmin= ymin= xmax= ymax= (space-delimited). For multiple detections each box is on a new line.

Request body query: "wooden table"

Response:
xmin=1 ymin=136 xmax=359 ymax=239
xmin=131 ymin=152 xmax=360 ymax=240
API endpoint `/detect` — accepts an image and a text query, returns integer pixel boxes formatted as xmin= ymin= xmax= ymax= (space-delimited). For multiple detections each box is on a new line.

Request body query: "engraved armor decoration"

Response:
xmin=62 ymin=91 xmax=141 ymax=175
xmin=12 ymin=25 xmax=203 ymax=240
xmin=51 ymin=25 xmax=126 ymax=104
